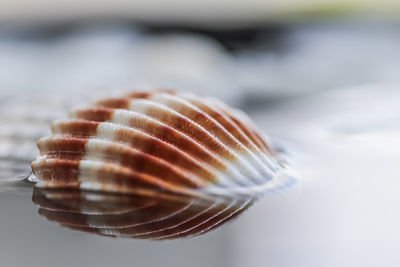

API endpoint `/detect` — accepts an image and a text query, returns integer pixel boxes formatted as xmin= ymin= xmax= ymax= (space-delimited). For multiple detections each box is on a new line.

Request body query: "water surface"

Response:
xmin=0 ymin=85 xmax=399 ymax=267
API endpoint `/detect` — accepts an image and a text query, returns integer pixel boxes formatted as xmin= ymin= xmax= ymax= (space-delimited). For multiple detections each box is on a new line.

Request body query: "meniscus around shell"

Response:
xmin=31 ymin=90 xmax=292 ymax=197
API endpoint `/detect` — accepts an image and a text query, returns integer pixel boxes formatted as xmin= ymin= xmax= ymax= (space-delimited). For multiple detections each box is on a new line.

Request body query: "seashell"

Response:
xmin=31 ymin=89 xmax=293 ymax=197
xmin=32 ymin=188 xmax=254 ymax=240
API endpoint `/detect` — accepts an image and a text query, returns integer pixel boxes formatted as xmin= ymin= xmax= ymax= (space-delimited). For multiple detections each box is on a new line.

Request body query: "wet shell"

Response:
xmin=33 ymin=188 xmax=254 ymax=240
xmin=31 ymin=90 xmax=291 ymax=197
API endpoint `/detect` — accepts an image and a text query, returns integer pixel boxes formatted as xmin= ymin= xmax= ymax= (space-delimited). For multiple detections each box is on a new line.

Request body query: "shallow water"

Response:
xmin=0 ymin=84 xmax=399 ymax=267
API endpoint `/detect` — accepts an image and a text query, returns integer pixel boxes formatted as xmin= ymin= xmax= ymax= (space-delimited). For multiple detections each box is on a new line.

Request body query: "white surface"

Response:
xmin=0 ymin=85 xmax=399 ymax=267
xmin=228 ymin=85 xmax=400 ymax=267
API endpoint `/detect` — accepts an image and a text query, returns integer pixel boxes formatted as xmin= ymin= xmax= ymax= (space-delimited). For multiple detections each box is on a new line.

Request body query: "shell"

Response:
xmin=31 ymin=89 xmax=292 ymax=197
xmin=32 ymin=188 xmax=254 ymax=240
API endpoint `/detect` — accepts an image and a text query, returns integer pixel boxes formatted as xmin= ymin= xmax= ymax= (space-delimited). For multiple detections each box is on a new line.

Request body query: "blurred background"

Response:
xmin=1 ymin=1 xmax=400 ymax=267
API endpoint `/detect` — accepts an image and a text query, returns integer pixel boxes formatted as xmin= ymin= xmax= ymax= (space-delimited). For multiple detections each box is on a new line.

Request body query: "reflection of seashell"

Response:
xmin=32 ymin=188 xmax=254 ymax=240
xmin=31 ymin=90 xmax=292 ymax=197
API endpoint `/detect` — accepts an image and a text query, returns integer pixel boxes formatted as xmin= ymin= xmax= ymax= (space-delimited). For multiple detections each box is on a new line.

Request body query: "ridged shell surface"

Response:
xmin=31 ymin=90 xmax=291 ymax=197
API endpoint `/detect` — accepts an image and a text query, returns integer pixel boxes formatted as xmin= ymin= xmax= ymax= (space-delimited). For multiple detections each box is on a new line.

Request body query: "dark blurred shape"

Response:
xmin=0 ymin=21 xmax=287 ymax=52
xmin=144 ymin=24 xmax=287 ymax=52
xmin=32 ymin=188 xmax=255 ymax=240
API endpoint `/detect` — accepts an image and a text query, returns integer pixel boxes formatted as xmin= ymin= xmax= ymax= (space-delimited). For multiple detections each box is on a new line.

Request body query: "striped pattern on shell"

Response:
xmin=31 ymin=90 xmax=288 ymax=197
xmin=33 ymin=188 xmax=254 ymax=240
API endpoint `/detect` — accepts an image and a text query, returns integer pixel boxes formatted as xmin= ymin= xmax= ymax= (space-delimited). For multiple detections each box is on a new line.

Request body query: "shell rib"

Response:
xmin=31 ymin=90 xmax=291 ymax=197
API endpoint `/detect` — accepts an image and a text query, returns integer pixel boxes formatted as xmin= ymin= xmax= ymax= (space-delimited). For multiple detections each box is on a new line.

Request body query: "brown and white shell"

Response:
xmin=31 ymin=90 xmax=292 ymax=197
